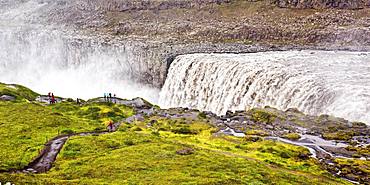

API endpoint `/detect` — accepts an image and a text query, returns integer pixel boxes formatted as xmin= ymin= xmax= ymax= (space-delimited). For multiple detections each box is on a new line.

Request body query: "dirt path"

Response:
xmin=9 ymin=97 xmax=148 ymax=174
xmin=8 ymin=117 xmax=127 ymax=174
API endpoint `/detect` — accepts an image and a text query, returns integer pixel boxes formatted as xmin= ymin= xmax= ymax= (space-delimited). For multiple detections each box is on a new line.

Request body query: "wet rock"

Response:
xmin=125 ymin=114 xmax=145 ymax=123
xmin=176 ymin=147 xmax=194 ymax=155
xmin=245 ymin=135 xmax=262 ymax=142
xmin=138 ymin=108 xmax=156 ymax=116
xmin=121 ymin=97 xmax=153 ymax=109
xmin=298 ymin=153 xmax=310 ymax=160
xmin=25 ymin=168 xmax=38 ymax=173
xmin=0 ymin=95 xmax=15 ymax=101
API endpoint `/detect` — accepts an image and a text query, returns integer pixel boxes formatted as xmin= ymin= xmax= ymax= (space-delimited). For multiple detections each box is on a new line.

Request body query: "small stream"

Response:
xmin=219 ymin=127 xmax=365 ymax=160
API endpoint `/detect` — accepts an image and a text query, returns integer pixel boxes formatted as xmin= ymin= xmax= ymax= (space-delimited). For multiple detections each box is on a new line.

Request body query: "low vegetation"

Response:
xmin=0 ymin=83 xmax=364 ymax=184
xmin=0 ymin=82 xmax=39 ymax=101
xmin=0 ymin=83 xmax=133 ymax=171
xmin=0 ymin=119 xmax=349 ymax=184
xmin=283 ymin=133 xmax=301 ymax=141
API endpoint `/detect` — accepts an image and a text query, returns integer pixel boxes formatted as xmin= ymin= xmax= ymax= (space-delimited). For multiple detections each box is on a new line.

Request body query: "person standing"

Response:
xmin=108 ymin=120 xmax=114 ymax=132
xmin=109 ymin=93 xmax=112 ymax=102
xmin=51 ymin=93 xmax=55 ymax=104
xmin=48 ymin=92 xmax=51 ymax=104
xmin=113 ymin=94 xmax=117 ymax=104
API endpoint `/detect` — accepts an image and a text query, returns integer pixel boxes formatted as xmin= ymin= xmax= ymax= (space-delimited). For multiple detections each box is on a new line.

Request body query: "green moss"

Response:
xmin=61 ymin=129 xmax=75 ymax=135
xmin=322 ymin=131 xmax=353 ymax=141
xmin=346 ymin=145 xmax=370 ymax=157
xmin=197 ymin=112 xmax=207 ymax=119
xmin=0 ymin=129 xmax=349 ymax=184
xmin=171 ymin=126 xmax=194 ymax=134
xmin=245 ymin=129 xmax=269 ymax=136
xmin=283 ymin=133 xmax=301 ymax=140
xmin=244 ymin=135 xmax=262 ymax=142
xmin=334 ymin=158 xmax=370 ymax=183
xmin=0 ymin=83 xmax=354 ymax=184
xmin=249 ymin=108 xmax=277 ymax=124
xmin=0 ymin=99 xmax=133 ymax=171
xmin=53 ymin=101 xmax=134 ymax=124
xmin=0 ymin=83 xmax=39 ymax=101
xmin=130 ymin=126 xmax=143 ymax=132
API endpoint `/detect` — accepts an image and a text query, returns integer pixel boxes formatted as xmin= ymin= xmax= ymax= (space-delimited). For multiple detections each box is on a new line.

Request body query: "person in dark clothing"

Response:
xmin=51 ymin=93 xmax=55 ymax=104
xmin=76 ymin=98 xmax=80 ymax=105
xmin=48 ymin=92 xmax=51 ymax=104
xmin=108 ymin=120 xmax=114 ymax=132
xmin=109 ymin=93 xmax=112 ymax=102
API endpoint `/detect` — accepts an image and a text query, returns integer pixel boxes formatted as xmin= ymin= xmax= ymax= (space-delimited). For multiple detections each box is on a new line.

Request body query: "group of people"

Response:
xmin=104 ymin=93 xmax=117 ymax=103
xmin=47 ymin=92 xmax=56 ymax=104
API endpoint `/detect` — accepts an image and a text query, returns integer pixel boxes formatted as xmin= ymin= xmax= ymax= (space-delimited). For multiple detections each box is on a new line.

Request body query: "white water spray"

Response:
xmin=159 ymin=51 xmax=370 ymax=124
xmin=0 ymin=26 xmax=159 ymax=102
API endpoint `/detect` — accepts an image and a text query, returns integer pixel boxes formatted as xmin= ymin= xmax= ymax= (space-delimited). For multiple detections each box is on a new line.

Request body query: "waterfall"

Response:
xmin=159 ymin=50 xmax=370 ymax=124
xmin=0 ymin=26 xmax=160 ymax=102
xmin=0 ymin=0 xmax=170 ymax=103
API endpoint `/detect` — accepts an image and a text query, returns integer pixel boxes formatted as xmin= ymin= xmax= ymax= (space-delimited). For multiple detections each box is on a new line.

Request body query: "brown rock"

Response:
xmin=176 ymin=147 xmax=194 ymax=155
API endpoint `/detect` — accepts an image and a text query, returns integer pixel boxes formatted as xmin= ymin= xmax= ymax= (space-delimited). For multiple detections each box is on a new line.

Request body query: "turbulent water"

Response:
xmin=0 ymin=26 xmax=159 ymax=102
xmin=159 ymin=51 xmax=370 ymax=124
xmin=0 ymin=0 xmax=165 ymax=102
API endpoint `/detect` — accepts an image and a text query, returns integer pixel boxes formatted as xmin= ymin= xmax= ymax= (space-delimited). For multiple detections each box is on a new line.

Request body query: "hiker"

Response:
xmin=48 ymin=92 xmax=52 ymax=104
xmin=108 ymin=120 xmax=114 ymax=131
xmin=51 ymin=93 xmax=55 ymax=104
xmin=104 ymin=93 xmax=107 ymax=102
xmin=113 ymin=94 xmax=117 ymax=104
xmin=109 ymin=93 xmax=112 ymax=102
xmin=76 ymin=98 xmax=80 ymax=105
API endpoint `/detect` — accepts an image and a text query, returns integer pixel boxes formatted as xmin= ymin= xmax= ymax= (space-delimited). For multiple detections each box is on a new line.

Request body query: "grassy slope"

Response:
xmin=0 ymin=82 xmax=39 ymax=101
xmin=0 ymin=83 xmax=133 ymax=171
xmin=0 ymin=119 xmax=349 ymax=184
xmin=0 ymin=83 xmax=351 ymax=184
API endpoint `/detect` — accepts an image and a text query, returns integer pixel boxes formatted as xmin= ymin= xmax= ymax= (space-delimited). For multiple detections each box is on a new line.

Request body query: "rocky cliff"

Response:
xmin=275 ymin=0 xmax=370 ymax=9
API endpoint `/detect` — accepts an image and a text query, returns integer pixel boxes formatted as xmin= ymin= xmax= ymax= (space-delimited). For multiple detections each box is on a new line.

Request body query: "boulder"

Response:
xmin=0 ymin=95 xmax=15 ymax=101
xmin=176 ymin=147 xmax=194 ymax=155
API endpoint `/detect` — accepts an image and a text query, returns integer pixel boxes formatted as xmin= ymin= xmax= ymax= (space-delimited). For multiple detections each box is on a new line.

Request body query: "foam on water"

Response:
xmin=159 ymin=51 xmax=370 ymax=124
xmin=0 ymin=26 xmax=159 ymax=102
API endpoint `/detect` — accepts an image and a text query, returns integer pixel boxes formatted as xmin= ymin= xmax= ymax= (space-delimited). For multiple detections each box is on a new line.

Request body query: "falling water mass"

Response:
xmin=160 ymin=51 xmax=370 ymax=124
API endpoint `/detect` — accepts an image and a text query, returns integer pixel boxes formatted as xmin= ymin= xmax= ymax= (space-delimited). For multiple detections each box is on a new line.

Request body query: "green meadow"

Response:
xmin=0 ymin=83 xmax=352 ymax=184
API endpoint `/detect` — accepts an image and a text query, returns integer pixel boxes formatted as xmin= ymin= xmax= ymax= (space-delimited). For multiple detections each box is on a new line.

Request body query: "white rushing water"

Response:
xmin=0 ymin=0 xmax=163 ymax=103
xmin=159 ymin=51 xmax=370 ymax=124
xmin=0 ymin=26 xmax=159 ymax=102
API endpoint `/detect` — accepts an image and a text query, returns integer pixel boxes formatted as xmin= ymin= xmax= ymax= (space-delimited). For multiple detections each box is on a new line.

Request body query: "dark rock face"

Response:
xmin=275 ymin=0 xmax=368 ymax=9
xmin=81 ymin=0 xmax=231 ymax=12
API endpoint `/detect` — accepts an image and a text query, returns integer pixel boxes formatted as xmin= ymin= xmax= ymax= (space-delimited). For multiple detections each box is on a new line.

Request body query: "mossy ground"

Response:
xmin=0 ymin=83 xmax=133 ymax=171
xmin=0 ymin=83 xmax=361 ymax=184
xmin=0 ymin=82 xmax=39 ymax=101
xmin=283 ymin=133 xmax=301 ymax=140
xmin=0 ymin=118 xmax=350 ymax=184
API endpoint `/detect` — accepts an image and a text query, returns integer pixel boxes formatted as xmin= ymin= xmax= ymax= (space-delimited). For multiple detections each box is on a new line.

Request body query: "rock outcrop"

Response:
xmin=81 ymin=0 xmax=231 ymax=12
xmin=275 ymin=0 xmax=370 ymax=9
xmin=0 ymin=95 xmax=15 ymax=101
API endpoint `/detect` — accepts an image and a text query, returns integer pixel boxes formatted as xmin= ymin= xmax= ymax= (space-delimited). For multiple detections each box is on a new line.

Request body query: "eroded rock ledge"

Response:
xmin=275 ymin=0 xmax=370 ymax=9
